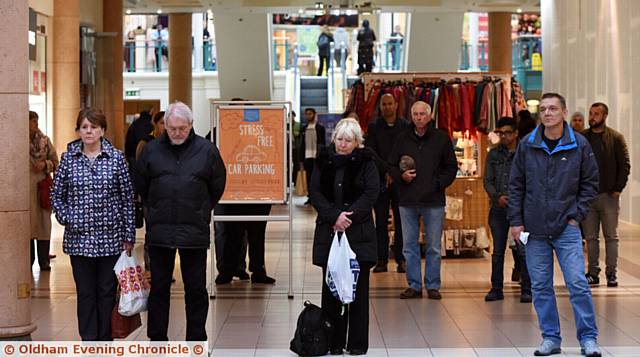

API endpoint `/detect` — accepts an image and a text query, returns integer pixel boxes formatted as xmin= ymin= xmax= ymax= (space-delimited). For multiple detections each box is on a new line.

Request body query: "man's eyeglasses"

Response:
xmin=539 ymin=106 xmax=561 ymax=113
xmin=494 ymin=130 xmax=515 ymax=137
xmin=166 ymin=126 xmax=190 ymax=134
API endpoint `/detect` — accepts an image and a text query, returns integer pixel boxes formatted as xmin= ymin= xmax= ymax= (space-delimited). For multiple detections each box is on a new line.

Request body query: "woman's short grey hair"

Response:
xmin=331 ymin=118 xmax=364 ymax=147
xmin=165 ymin=101 xmax=194 ymax=124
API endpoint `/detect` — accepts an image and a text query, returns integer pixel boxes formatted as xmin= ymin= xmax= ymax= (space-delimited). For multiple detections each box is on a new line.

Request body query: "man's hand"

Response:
xmin=611 ymin=192 xmax=621 ymax=199
xmin=510 ymin=225 xmax=524 ymax=242
xmin=333 ymin=211 xmax=353 ymax=232
xmin=498 ymin=195 xmax=509 ymax=208
xmin=568 ymin=219 xmax=578 ymax=226
xmin=385 ymin=173 xmax=393 ymax=187
xmin=401 ymin=169 xmax=416 ymax=183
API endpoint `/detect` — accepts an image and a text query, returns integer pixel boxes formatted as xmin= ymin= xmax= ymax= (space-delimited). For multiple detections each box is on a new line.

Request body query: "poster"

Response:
xmin=217 ymin=107 xmax=286 ymax=203
xmin=317 ymin=113 xmax=342 ymax=145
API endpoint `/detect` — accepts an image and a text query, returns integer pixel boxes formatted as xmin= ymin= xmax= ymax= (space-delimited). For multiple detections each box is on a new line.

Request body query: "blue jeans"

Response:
xmin=399 ymin=206 xmax=445 ymax=291
xmin=525 ymin=224 xmax=598 ymax=345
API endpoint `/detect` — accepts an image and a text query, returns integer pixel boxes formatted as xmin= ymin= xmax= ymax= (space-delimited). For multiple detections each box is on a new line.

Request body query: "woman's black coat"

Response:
xmin=310 ymin=147 xmax=379 ymax=267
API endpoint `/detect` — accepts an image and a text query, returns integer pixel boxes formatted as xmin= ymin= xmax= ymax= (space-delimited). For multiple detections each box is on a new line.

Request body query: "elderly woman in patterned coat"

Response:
xmin=51 ymin=108 xmax=135 ymax=341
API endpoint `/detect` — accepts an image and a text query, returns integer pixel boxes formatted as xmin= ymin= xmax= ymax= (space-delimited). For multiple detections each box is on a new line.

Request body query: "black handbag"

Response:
xmin=134 ymin=200 xmax=144 ymax=229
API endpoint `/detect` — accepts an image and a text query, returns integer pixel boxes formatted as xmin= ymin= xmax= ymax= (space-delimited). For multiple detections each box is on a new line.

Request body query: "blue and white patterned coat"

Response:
xmin=51 ymin=138 xmax=135 ymax=257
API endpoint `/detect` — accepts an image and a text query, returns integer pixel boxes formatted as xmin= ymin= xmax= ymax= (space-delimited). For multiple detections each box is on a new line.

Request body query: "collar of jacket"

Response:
xmin=68 ymin=137 xmax=116 ymax=158
xmin=584 ymin=125 xmax=612 ymax=141
xmin=158 ymin=128 xmax=196 ymax=147
xmin=527 ymin=121 xmax=577 ymax=154
xmin=316 ymin=145 xmax=373 ymax=168
xmin=408 ymin=123 xmax=434 ymax=142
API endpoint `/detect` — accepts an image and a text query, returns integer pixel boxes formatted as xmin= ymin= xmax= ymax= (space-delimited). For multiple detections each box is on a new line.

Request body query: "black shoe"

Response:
xmin=399 ymin=288 xmax=422 ymax=299
xmin=304 ymin=199 xmax=311 ymax=205
xmin=484 ymin=288 xmax=504 ymax=301
xmin=349 ymin=348 xmax=366 ymax=355
xmin=235 ymin=270 xmax=250 ymax=280
xmin=251 ymin=273 xmax=276 ymax=284
xmin=396 ymin=261 xmax=406 ymax=273
xmin=511 ymin=268 xmax=521 ymax=282
xmin=585 ymin=273 xmax=600 ymax=285
xmin=215 ymin=273 xmax=233 ymax=285
xmin=606 ymin=273 xmax=618 ymax=287
xmin=520 ymin=292 xmax=533 ymax=303
xmin=372 ymin=262 xmax=387 ymax=273
xmin=427 ymin=289 xmax=442 ymax=300
xmin=330 ymin=348 xmax=343 ymax=355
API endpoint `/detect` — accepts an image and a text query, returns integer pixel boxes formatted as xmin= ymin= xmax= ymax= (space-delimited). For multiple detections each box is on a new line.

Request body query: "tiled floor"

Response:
xmin=31 ymin=197 xmax=640 ymax=356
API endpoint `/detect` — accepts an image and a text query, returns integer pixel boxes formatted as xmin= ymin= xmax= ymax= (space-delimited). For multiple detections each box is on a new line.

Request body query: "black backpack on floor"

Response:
xmin=290 ymin=300 xmax=333 ymax=356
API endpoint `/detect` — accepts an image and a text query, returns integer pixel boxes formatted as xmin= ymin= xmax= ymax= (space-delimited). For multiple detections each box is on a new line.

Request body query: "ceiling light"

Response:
xmin=157 ymin=9 xmax=162 ymax=14
xmin=298 ymin=8 xmax=304 ymax=14
xmin=125 ymin=9 xmax=131 ymax=14
xmin=516 ymin=8 xmax=523 ymax=13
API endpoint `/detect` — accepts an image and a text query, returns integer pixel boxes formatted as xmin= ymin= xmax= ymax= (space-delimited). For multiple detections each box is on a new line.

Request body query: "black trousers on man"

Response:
xmin=221 ymin=204 xmax=272 ymax=276
xmin=373 ymin=183 xmax=404 ymax=264
xmin=303 ymin=158 xmax=316 ymax=200
xmin=322 ymin=262 xmax=373 ymax=353
xmin=147 ymin=246 xmax=208 ymax=341
xmin=30 ymin=239 xmax=51 ymax=269
xmin=489 ymin=207 xmax=531 ymax=292
xmin=70 ymin=255 xmax=119 ymax=341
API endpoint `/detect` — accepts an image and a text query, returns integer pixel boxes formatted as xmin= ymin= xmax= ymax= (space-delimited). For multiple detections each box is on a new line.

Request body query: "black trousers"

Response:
xmin=30 ymin=239 xmax=50 ymax=268
xmin=489 ymin=207 xmax=531 ymax=292
xmin=303 ymin=158 xmax=316 ymax=199
xmin=321 ymin=262 xmax=373 ymax=353
xmin=70 ymin=255 xmax=119 ymax=341
xmin=373 ymin=183 xmax=404 ymax=263
xmin=317 ymin=54 xmax=330 ymax=76
xmin=147 ymin=246 xmax=208 ymax=341
xmin=221 ymin=204 xmax=272 ymax=275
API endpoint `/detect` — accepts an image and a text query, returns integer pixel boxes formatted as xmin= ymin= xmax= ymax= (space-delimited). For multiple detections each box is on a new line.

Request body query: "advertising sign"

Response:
xmin=217 ymin=107 xmax=286 ymax=203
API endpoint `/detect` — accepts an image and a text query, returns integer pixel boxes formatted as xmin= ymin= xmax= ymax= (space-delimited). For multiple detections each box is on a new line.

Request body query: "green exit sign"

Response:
xmin=125 ymin=89 xmax=140 ymax=98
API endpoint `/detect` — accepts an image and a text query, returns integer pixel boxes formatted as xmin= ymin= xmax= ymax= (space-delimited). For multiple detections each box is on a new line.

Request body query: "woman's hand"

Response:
xmin=333 ymin=211 xmax=353 ymax=232
xmin=123 ymin=242 xmax=134 ymax=256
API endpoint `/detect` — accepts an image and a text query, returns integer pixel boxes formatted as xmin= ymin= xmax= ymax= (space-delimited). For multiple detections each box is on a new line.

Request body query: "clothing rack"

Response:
xmin=361 ymin=72 xmax=512 ymax=101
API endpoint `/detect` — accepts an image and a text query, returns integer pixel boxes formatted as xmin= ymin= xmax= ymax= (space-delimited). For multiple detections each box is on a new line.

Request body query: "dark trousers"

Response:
xmin=147 ymin=246 xmax=208 ymax=341
xmin=317 ymin=54 xmax=330 ymax=76
xmin=221 ymin=204 xmax=272 ymax=276
xmin=321 ymin=262 xmax=373 ymax=353
xmin=489 ymin=207 xmax=531 ymax=292
xmin=70 ymin=255 xmax=119 ymax=341
xmin=373 ymin=183 xmax=404 ymax=263
xmin=30 ymin=239 xmax=50 ymax=268
xmin=303 ymin=158 xmax=315 ymax=199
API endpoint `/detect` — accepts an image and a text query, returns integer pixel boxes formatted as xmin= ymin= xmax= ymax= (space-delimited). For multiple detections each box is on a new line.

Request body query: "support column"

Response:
xmin=406 ymin=12 xmax=464 ymax=72
xmin=488 ymin=12 xmax=512 ymax=73
xmin=52 ymin=0 xmax=80 ymax=155
xmin=103 ymin=0 xmax=124 ymax=149
xmin=215 ymin=12 xmax=272 ymax=100
xmin=169 ymin=13 xmax=192 ymax=107
xmin=0 ymin=0 xmax=36 ymax=339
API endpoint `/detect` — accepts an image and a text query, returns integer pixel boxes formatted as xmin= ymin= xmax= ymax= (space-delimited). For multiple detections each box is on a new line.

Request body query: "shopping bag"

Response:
xmin=325 ymin=232 xmax=360 ymax=305
xmin=113 ymin=252 xmax=150 ymax=316
xmin=111 ymin=298 xmax=142 ymax=339
xmin=295 ymin=170 xmax=308 ymax=196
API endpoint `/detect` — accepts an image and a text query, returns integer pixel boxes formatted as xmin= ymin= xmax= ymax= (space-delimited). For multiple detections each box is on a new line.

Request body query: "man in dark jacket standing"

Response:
xmin=365 ymin=94 xmax=410 ymax=273
xmin=356 ymin=20 xmax=376 ymax=75
xmin=300 ymin=108 xmax=326 ymax=204
xmin=136 ymin=101 xmax=226 ymax=341
xmin=388 ymin=101 xmax=457 ymax=300
xmin=582 ymin=102 xmax=630 ymax=288
xmin=483 ymin=117 xmax=531 ymax=303
xmin=508 ymin=93 xmax=601 ymax=357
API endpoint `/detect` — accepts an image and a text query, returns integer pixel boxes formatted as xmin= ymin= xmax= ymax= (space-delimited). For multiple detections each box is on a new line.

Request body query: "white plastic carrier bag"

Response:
xmin=113 ymin=251 xmax=150 ymax=316
xmin=325 ymin=232 xmax=360 ymax=305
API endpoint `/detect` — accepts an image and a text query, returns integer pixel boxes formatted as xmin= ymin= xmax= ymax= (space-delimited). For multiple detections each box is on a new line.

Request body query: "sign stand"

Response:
xmin=208 ymin=100 xmax=295 ymax=299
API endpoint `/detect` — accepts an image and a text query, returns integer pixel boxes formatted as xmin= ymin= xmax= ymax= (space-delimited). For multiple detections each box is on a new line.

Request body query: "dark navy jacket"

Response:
xmin=508 ymin=122 xmax=599 ymax=238
xmin=52 ymin=138 xmax=135 ymax=257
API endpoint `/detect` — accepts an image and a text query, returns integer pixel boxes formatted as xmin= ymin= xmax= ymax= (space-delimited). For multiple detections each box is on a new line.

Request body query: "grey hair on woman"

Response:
xmin=331 ymin=118 xmax=364 ymax=147
xmin=165 ymin=101 xmax=194 ymax=124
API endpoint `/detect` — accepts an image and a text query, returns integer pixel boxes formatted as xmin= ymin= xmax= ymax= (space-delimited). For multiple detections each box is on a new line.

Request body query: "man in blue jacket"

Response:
xmin=508 ymin=93 xmax=601 ymax=357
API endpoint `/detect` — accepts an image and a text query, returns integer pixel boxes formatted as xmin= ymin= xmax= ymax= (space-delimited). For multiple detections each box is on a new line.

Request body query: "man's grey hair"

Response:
xmin=165 ymin=101 xmax=194 ymax=124
xmin=331 ymin=118 xmax=364 ymax=147
xmin=411 ymin=101 xmax=432 ymax=116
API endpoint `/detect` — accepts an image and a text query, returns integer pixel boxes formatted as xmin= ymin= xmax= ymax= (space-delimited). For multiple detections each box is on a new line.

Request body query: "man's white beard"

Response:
xmin=170 ymin=138 xmax=186 ymax=145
